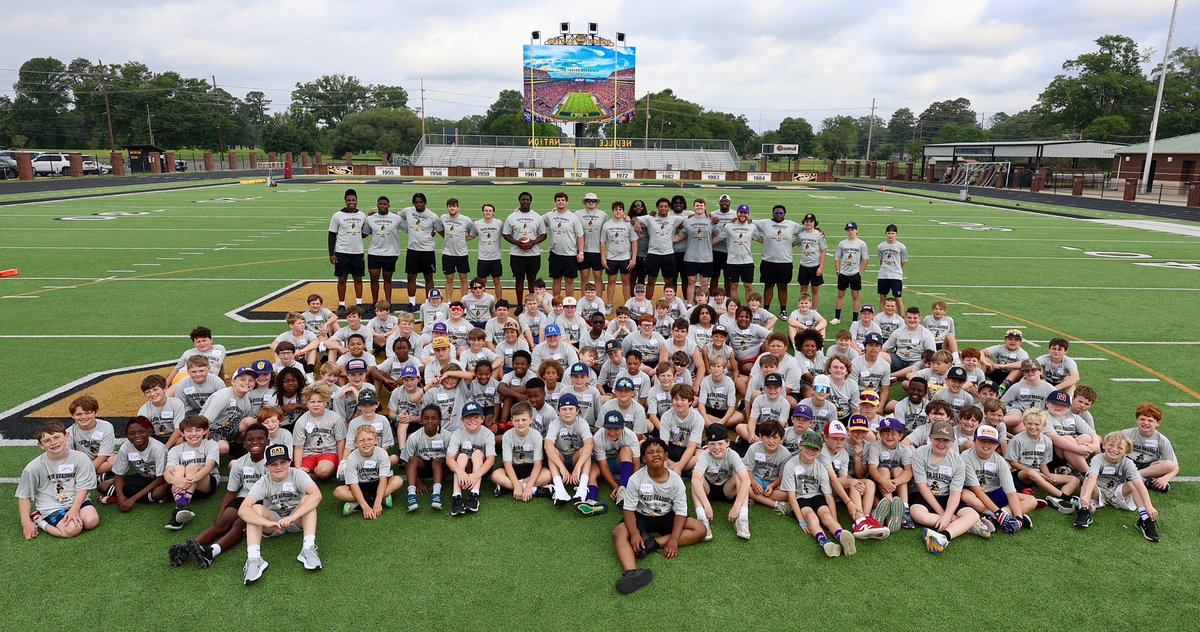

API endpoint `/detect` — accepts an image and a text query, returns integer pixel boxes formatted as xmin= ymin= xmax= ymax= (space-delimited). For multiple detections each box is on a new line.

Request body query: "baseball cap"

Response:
xmin=357 ymin=390 xmax=380 ymax=406
xmin=604 ymin=339 xmax=622 ymax=352
xmin=633 ymin=284 xmax=646 ymax=293
xmin=799 ymin=431 xmax=824 ymax=450
xmin=345 ymin=358 xmax=368 ymax=373
xmin=614 ymin=377 xmax=635 ymax=391
xmin=844 ymin=221 xmax=858 ymax=230
xmin=712 ymin=324 xmax=728 ymax=336
xmin=503 ymin=321 xmax=519 ymax=331
xmin=946 ymin=366 xmax=968 ymax=381
xmin=764 ymin=372 xmax=784 ymax=388
xmin=569 ymin=362 xmax=589 ymax=377
xmin=562 ymin=297 xmax=577 ymax=307
xmin=859 ymin=305 xmax=874 ymax=314
xmin=813 ymin=375 xmax=832 ymax=393
xmin=864 ymin=332 xmax=884 ymax=345
xmin=736 ymin=204 xmax=750 ymax=214
xmin=802 ymin=213 xmax=817 ymax=222
xmin=825 ymin=420 xmax=848 ymax=438
xmin=975 ymin=425 xmax=1000 ymax=443
xmin=544 ymin=323 xmax=562 ymax=337
xmin=250 ymin=359 xmax=273 ymax=375
xmin=877 ymin=417 xmax=906 ymax=433
xmin=583 ymin=192 xmax=599 ymax=201
xmin=265 ymin=444 xmax=291 ymax=464
xmin=233 ymin=366 xmax=256 ymax=379
xmin=847 ymin=414 xmax=870 ymax=433
xmin=557 ymin=393 xmax=579 ymax=409
xmin=432 ymin=336 xmax=451 ymax=349
xmin=977 ymin=380 xmax=999 ymax=393
xmin=704 ymin=424 xmax=729 ymax=442
xmin=1004 ymin=328 xmax=1023 ymax=339
xmin=432 ymin=322 xmax=448 ymax=333
xmin=859 ymin=390 xmax=880 ymax=405
xmin=400 ymin=365 xmax=420 ymax=379
xmin=602 ymin=410 xmax=626 ymax=429
xmin=428 ymin=288 xmax=442 ymax=299
xmin=928 ymin=420 xmax=954 ymax=441
xmin=461 ymin=401 xmax=485 ymax=418
xmin=1046 ymin=390 xmax=1071 ymax=407
xmin=718 ymin=194 xmax=731 ymax=201
xmin=1020 ymin=359 xmax=1040 ymax=372
xmin=792 ymin=404 xmax=814 ymax=420
xmin=885 ymin=223 xmax=898 ymax=233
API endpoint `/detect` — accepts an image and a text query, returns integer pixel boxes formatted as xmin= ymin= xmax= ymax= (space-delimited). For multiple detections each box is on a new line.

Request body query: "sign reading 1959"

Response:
xmin=598 ymin=139 xmax=633 ymax=148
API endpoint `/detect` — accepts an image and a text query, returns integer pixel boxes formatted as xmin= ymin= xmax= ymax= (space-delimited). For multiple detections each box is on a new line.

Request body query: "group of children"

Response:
xmin=15 ymin=192 xmax=1181 ymax=595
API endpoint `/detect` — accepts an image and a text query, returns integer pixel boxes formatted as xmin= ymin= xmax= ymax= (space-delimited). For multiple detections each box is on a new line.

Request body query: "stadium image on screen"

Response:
xmin=523 ymin=44 xmax=636 ymax=124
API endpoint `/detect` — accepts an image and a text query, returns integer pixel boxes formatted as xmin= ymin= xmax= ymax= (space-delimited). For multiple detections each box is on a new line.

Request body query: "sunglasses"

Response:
xmin=814 ymin=386 xmax=831 ymax=394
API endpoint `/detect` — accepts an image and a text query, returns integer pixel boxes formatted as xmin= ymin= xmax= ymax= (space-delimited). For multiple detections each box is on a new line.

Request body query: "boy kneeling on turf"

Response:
xmin=690 ymin=424 xmax=752 ymax=541
xmin=239 ymin=444 xmax=323 ymax=585
xmin=491 ymin=402 xmax=550 ymax=502
xmin=334 ymin=425 xmax=403 ymax=519
xmin=612 ymin=437 xmax=707 ymax=595
xmin=1074 ymin=431 xmax=1160 ymax=542
xmin=17 ymin=422 xmax=101 ymax=540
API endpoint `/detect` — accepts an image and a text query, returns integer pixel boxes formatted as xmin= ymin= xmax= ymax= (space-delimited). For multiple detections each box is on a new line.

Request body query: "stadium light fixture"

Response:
xmin=531 ymin=31 xmax=540 ymax=41
xmin=616 ymin=32 xmax=626 ymax=43
xmin=560 ymin=22 xmax=569 ymax=33
xmin=588 ymin=22 xmax=598 ymax=34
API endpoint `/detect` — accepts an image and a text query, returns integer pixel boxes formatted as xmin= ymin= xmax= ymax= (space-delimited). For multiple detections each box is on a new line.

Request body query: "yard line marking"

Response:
xmin=40 ymin=285 xmax=76 ymax=289
xmin=106 ymin=269 xmax=135 ymax=273
xmin=1110 ymin=378 xmax=1161 ymax=382
xmin=962 ymin=312 xmax=996 ymax=316
xmin=1177 ymin=476 xmax=1200 ymax=482
xmin=232 ymin=239 xmax=256 ymax=242
xmin=1165 ymin=403 xmax=1200 ymax=407
xmin=990 ymin=325 xmax=1027 ymax=328
xmin=216 ymin=243 xmax=238 ymax=246
xmin=1 ymin=296 xmax=39 ymax=299
xmin=1024 ymin=341 xmax=1041 ymax=348
xmin=179 ymin=252 xmax=204 ymax=255
xmin=156 ymin=257 xmax=183 ymax=260
xmin=1071 ymin=357 xmax=1109 ymax=361
xmin=132 ymin=263 xmax=161 ymax=267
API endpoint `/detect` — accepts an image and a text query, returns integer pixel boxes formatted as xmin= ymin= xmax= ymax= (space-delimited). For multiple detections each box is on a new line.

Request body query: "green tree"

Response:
xmin=368 ymin=85 xmax=408 ymax=110
xmin=328 ymin=108 xmax=423 ymax=156
xmin=814 ymin=115 xmax=858 ymax=159
xmin=884 ymin=107 xmax=916 ymax=158
xmin=1036 ymin=35 xmax=1153 ymax=137
xmin=917 ymin=98 xmax=978 ymax=143
xmin=12 ymin=57 xmax=73 ymax=146
xmin=479 ymin=90 xmax=559 ymax=137
xmin=1081 ymin=115 xmax=1131 ymax=141
xmin=775 ymin=116 xmax=815 ymax=156
xmin=261 ymin=112 xmax=322 ymax=154
xmin=1154 ymin=45 xmax=1200 ymax=139
xmin=931 ymin=123 xmax=987 ymax=144
xmin=291 ymin=74 xmax=370 ymax=127
xmin=987 ymin=110 xmax=1039 ymax=140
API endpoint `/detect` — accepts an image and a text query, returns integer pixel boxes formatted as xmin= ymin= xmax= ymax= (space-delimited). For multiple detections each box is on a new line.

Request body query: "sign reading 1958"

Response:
xmin=598 ymin=139 xmax=633 ymax=148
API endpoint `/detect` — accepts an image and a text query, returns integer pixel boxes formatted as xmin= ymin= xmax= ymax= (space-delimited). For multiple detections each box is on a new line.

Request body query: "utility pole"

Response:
xmin=146 ymin=104 xmax=155 ymax=146
xmin=99 ymin=59 xmax=115 ymax=152
xmin=643 ymin=93 xmax=650 ymax=146
xmin=1142 ymin=0 xmax=1179 ymax=193
xmin=420 ymin=78 xmax=427 ymax=138
xmin=865 ymin=97 xmax=876 ymax=160
xmin=211 ymin=75 xmax=225 ymax=154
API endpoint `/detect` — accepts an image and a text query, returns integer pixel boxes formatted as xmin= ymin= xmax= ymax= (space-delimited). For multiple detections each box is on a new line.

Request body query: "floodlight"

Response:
xmin=588 ymin=22 xmax=598 ymax=34
xmin=616 ymin=32 xmax=626 ymax=43
xmin=560 ymin=22 xmax=570 ymax=33
xmin=531 ymin=31 xmax=540 ymax=40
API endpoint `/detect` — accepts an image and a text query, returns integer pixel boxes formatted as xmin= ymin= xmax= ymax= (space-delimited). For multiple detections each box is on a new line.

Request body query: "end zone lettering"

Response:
xmin=56 ymin=209 xmax=166 ymax=221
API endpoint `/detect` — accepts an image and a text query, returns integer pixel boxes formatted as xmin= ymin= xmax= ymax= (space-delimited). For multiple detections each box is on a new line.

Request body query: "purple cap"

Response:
xmin=792 ymin=404 xmax=814 ymax=420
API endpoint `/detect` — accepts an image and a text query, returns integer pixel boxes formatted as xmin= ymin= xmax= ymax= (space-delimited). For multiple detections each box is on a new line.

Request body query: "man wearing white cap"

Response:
xmin=577 ymin=192 xmax=608 ymax=298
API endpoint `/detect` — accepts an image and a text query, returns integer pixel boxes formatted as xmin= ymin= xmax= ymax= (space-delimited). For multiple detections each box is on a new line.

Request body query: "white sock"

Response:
xmin=408 ymin=298 xmax=416 ymax=305
xmin=739 ymin=506 xmax=749 ymax=519
xmin=696 ymin=505 xmax=707 ymax=521
xmin=552 ymin=476 xmax=569 ymax=498
xmin=408 ymin=485 xmax=416 ymax=495
xmin=302 ymin=535 xmax=316 ymax=548
xmin=247 ymin=545 xmax=261 ymax=559
xmin=210 ymin=544 xmax=222 ymax=557
xmin=433 ymin=483 xmax=442 ymax=494
xmin=338 ymin=301 xmax=345 ymax=307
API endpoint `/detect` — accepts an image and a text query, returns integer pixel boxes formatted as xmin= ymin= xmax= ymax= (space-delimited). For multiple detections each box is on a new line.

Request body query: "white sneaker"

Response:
xmin=774 ymin=500 xmax=794 ymax=516
xmin=700 ymin=518 xmax=713 ymax=542
xmin=614 ymin=485 xmax=626 ymax=504
xmin=297 ymin=546 xmax=322 ymax=570
xmin=243 ymin=557 xmax=268 ymax=585
xmin=829 ymin=318 xmax=841 ymax=325
xmin=735 ymin=516 xmax=751 ymax=540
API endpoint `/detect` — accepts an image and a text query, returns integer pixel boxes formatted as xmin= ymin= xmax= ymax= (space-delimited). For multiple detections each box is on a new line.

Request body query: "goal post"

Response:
xmin=946 ymin=161 xmax=1011 ymax=188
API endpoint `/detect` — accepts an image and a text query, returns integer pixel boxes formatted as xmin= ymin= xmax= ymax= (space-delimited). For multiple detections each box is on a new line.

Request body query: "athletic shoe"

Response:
xmin=188 ymin=539 xmax=215 ymax=570
xmin=430 ymin=493 xmax=443 ymax=511
xmin=700 ymin=517 xmax=713 ymax=542
xmin=573 ymin=499 xmax=609 ymax=517
xmin=176 ymin=507 xmax=195 ymax=525
xmin=999 ymin=513 xmax=1022 ymax=535
xmin=1144 ymin=477 xmax=1169 ymax=493
xmin=1137 ymin=517 xmax=1160 ymax=543
xmin=243 ymin=557 xmax=268 ymax=585
xmin=1074 ymin=507 xmax=1093 ymax=529
xmin=1046 ymin=495 xmax=1077 ymax=514
xmin=735 ymin=516 xmax=751 ymax=540
xmin=780 ymin=311 xmax=789 ymax=321
xmin=923 ymin=528 xmax=949 ymax=555
xmin=616 ymin=568 xmax=653 ymax=595
xmin=996 ymin=385 xmax=1007 ymax=397
xmin=901 ymin=509 xmax=915 ymax=530
xmin=839 ymin=529 xmax=857 ymax=556
xmin=1020 ymin=514 xmax=1034 ymax=530
xmin=297 ymin=546 xmax=322 ymax=570
xmin=533 ymin=485 xmax=554 ymax=499
xmin=97 ymin=495 xmax=115 ymax=505
xmin=167 ymin=543 xmax=190 ymax=568
xmin=635 ymin=531 xmax=660 ymax=559
xmin=614 ymin=485 xmax=626 ymax=505
xmin=164 ymin=509 xmax=186 ymax=530
xmin=451 ymin=495 xmax=465 ymax=517
xmin=870 ymin=500 xmax=889 ymax=525
xmin=406 ymin=493 xmax=419 ymax=512
xmin=552 ymin=495 xmax=572 ymax=508
xmin=774 ymin=500 xmax=794 ymax=516
xmin=493 ymin=485 xmax=503 ymax=498
xmin=467 ymin=492 xmax=481 ymax=513
xmin=865 ymin=515 xmax=890 ymax=539
xmin=829 ymin=317 xmax=841 ymax=325
xmin=969 ymin=520 xmax=995 ymax=540
xmin=342 ymin=502 xmax=359 ymax=516
xmin=885 ymin=498 xmax=905 ymax=534
xmin=1054 ymin=465 xmax=1074 ymax=476
xmin=821 ymin=539 xmax=842 ymax=558
xmin=384 ymin=494 xmax=394 ymax=508
xmin=337 ymin=305 xmax=346 ymax=318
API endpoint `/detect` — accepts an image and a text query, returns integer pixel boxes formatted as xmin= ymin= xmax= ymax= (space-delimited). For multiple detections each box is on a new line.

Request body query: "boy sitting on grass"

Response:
xmin=446 ymin=402 xmax=497 ymax=517
xmin=239 ymin=444 xmax=323 ymax=585
xmin=401 ymin=405 xmax=449 ymax=512
xmin=17 ymin=421 xmax=100 ymax=540
xmin=292 ymin=383 xmax=347 ymax=481
xmin=491 ymin=402 xmax=549 ymax=502
xmin=164 ymin=415 xmax=221 ymax=530
xmin=1122 ymin=403 xmax=1179 ymax=494
xmin=99 ymin=417 xmax=169 ymax=511
xmin=779 ymin=431 xmax=851 ymax=558
xmin=593 ymin=410 xmax=642 ymax=503
xmin=333 ymin=425 xmax=403 ymax=519
xmin=1074 ymin=431 xmax=1160 ymax=542
xmin=66 ymin=394 xmax=115 ymax=477
xmin=911 ymin=421 xmax=994 ymax=555
xmin=961 ymin=424 xmax=1035 ymax=535
xmin=690 ymin=424 xmax=752 ymax=541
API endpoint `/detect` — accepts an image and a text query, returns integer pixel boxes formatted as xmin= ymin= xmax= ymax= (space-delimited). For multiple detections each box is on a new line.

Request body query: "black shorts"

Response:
xmin=711 ymin=250 xmax=728 ymax=277
xmin=877 ymin=278 xmax=903 ymax=297
xmin=442 ymin=254 xmax=470 ymax=274
xmin=606 ymin=259 xmax=631 ymax=276
xmin=510 ymin=254 xmax=542 ymax=279
xmin=548 ymin=252 xmax=579 ymax=279
xmin=109 ymin=474 xmax=155 ymax=499
xmin=477 ymin=258 xmax=503 ymax=279
xmin=513 ymin=462 xmax=535 ymax=480
xmin=368 ymin=254 xmax=398 ymax=273
xmin=667 ymin=443 xmax=687 ymax=463
xmin=334 ymin=252 xmax=365 ymax=278
xmin=405 ymin=250 xmax=436 ymax=275
xmin=354 ymin=478 xmax=382 ymax=506
xmin=837 ymin=273 xmax=863 ymax=292
xmin=634 ymin=512 xmax=677 ymax=537
xmin=683 ymin=260 xmax=712 ymax=278
xmin=797 ymin=265 xmax=824 ymax=287
xmin=760 ymin=261 xmax=793 ymax=285
xmin=225 ymin=496 xmax=248 ymax=511
xmin=673 ymin=251 xmax=686 ymax=272
xmin=705 ymin=407 xmax=729 ymax=420
xmin=192 ymin=474 xmax=221 ymax=500
xmin=705 ymin=481 xmax=732 ymax=502
xmin=726 ymin=264 xmax=754 ymax=284
xmin=795 ymin=495 xmax=827 ymax=511
xmin=582 ymin=251 xmax=604 ymax=271
xmin=910 ymin=493 xmax=951 ymax=513
xmin=644 ymin=253 xmax=677 ymax=279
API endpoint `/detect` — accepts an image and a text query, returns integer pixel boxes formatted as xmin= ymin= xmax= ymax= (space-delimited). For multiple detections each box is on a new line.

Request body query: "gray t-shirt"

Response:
xmin=173 ymin=376 xmax=222 ymax=417
xmin=834 ymin=238 xmax=869 ymax=276
xmin=865 ymin=441 xmax=913 ymax=471
xmin=545 ymin=417 xmax=592 ymax=458
xmin=447 ymin=427 xmax=497 ymax=458
xmin=439 ymin=213 xmax=478 ymax=257
xmin=462 ymin=293 xmax=496 ymax=323
xmin=16 ymin=450 xmax=97 ymax=513
xmin=293 ymin=411 xmax=347 ymax=455
xmin=984 ymin=344 xmax=1029 ymax=368
xmin=599 ymin=399 xmax=649 ymax=435
xmin=113 ymin=438 xmax=167 ymax=478
xmin=750 ymin=394 xmax=792 ymax=426
xmin=932 ymin=388 xmax=975 ymax=420
xmin=1046 ymin=411 xmax=1095 ymax=438
xmin=344 ymin=446 xmax=393 ymax=485
xmin=173 ymin=346 xmax=228 ymax=376
xmin=963 ymin=448 xmax=1016 ymax=493
xmin=682 ymin=216 xmax=716 ymax=263
xmin=637 ymin=214 xmax=687 ymax=256
xmin=1000 ymin=380 xmax=1055 ymax=414
xmin=328 ymin=209 xmax=371 ymax=255
xmin=200 ymin=386 xmax=254 ymax=439
xmin=623 ymin=467 xmax=688 ymax=517
xmin=893 ymin=398 xmax=929 ymax=432
xmin=884 ymin=326 xmax=937 ymax=363
xmin=1088 ymin=454 xmax=1141 ymax=492
xmin=796 ymin=228 xmax=827 ymax=268
xmin=544 ymin=210 xmax=585 ymax=256
xmin=743 ymin=442 xmax=792 ymax=481
xmin=875 ymin=313 xmax=904 ymax=339
xmin=1037 ymin=354 xmax=1079 ymax=387
xmin=1005 ymin=432 xmax=1054 ymax=468
xmin=912 ymin=444 xmax=967 ymax=495
xmin=67 ymin=420 xmax=115 ymax=459
xmin=593 ymin=427 xmax=641 ymax=461
xmin=699 ymin=375 xmax=736 ymax=412
xmin=696 ymin=448 xmax=746 ymax=486
xmin=303 ymin=308 xmax=335 ymax=336
xmin=660 ymin=408 xmax=704 ymax=449
xmin=227 ymin=453 xmax=266 ymax=497
xmin=922 ymin=316 xmax=955 ymax=344
xmin=501 ymin=428 xmax=545 ymax=465
xmin=600 ymin=220 xmax=637 ymax=261
xmin=366 ymin=211 xmax=404 ymax=256
xmin=137 ymin=397 xmax=188 ymax=438
xmin=718 ymin=222 xmax=759 ymax=266
xmin=577 ymin=209 xmax=608 ymax=253
xmin=400 ymin=430 xmax=450 ymax=462
xmin=397 ymin=206 xmax=442 ymax=252
xmin=247 ymin=468 xmax=315 ymax=515
xmin=166 ymin=439 xmax=220 ymax=468
xmin=502 ymin=210 xmax=547 ymax=257
xmin=348 ymin=414 xmax=396 ymax=449
xmin=851 ymin=355 xmax=892 ymax=393
xmin=876 ymin=241 xmax=908 ymax=280
xmin=754 ymin=219 xmax=802 ymax=263
xmin=1121 ymin=429 xmax=1177 ymax=465
xmin=728 ymin=323 xmax=770 ymax=363
xmin=473 ymin=217 xmax=505 ymax=261
xmin=779 ymin=454 xmax=832 ymax=498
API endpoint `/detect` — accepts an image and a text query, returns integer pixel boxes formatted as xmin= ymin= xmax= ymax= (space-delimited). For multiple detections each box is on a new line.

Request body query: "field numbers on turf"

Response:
xmin=928 ymin=219 xmax=1011 ymax=232
xmin=1059 ymin=246 xmax=1199 ymax=270
xmin=854 ymin=203 xmax=910 ymax=212
xmin=194 ymin=197 xmax=262 ymax=204
xmin=1135 ymin=261 xmax=1200 ymax=271
xmin=56 ymin=209 xmax=166 ymax=222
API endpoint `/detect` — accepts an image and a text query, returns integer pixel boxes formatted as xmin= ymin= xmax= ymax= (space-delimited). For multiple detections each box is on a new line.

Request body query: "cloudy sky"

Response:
xmin=1 ymin=0 xmax=1193 ymax=131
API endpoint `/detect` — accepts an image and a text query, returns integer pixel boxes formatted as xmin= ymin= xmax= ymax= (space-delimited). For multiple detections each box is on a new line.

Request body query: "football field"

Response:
xmin=0 ymin=178 xmax=1197 ymax=628
xmin=557 ymin=91 xmax=604 ymax=118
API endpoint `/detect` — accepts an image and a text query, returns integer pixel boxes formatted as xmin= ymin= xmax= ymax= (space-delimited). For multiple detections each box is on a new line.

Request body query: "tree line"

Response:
xmin=1 ymin=35 xmax=1195 ymax=160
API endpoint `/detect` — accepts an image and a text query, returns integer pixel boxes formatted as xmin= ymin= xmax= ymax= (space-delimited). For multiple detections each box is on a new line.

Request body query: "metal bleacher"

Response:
xmin=409 ymin=134 xmax=740 ymax=171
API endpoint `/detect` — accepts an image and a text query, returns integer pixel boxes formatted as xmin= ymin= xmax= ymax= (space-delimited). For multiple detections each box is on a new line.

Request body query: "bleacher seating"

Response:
xmin=411 ymin=142 xmax=739 ymax=171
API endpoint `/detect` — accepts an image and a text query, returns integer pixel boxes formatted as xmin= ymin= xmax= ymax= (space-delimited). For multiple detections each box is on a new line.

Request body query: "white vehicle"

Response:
xmin=31 ymin=152 xmax=72 ymax=176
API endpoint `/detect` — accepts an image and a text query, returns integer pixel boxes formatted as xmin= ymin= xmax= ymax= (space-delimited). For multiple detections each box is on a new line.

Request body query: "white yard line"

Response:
xmin=1165 ymin=402 xmax=1200 ymax=407
xmin=1110 ymin=378 xmax=1161 ymax=382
